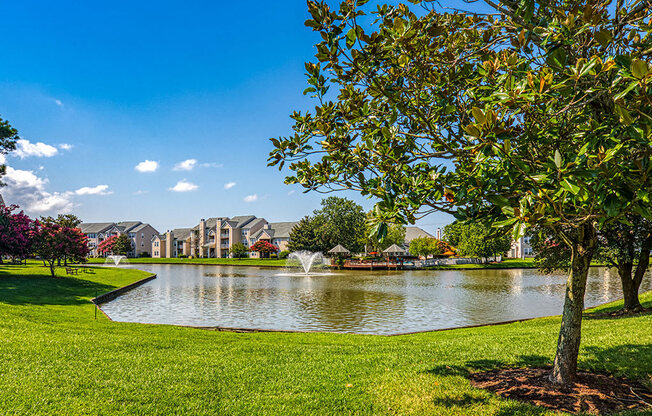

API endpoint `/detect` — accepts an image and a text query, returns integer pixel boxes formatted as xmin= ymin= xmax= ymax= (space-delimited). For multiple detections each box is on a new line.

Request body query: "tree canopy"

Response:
xmin=0 ymin=116 xmax=18 ymax=185
xmin=444 ymin=222 xmax=511 ymax=260
xmin=269 ymin=0 xmax=652 ymax=385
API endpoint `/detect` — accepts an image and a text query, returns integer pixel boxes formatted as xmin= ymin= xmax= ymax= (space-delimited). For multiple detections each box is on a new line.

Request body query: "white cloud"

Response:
xmin=243 ymin=194 xmax=258 ymax=203
xmin=224 ymin=181 xmax=236 ymax=190
xmin=14 ymin=139 xmax=58 ymax=159
xmin=170 ymin=180 xmax=198 ymax=192
xmin=173 ymin=159 xmax=197 ymax=171
xmin=133 ymin=190 xmax=148 ymax=195
xmin=200 ymin=162 xmax=223 ymax=168
xmin=2 ymin=167 xmax=74 ymax=214
xmin=135 ymin=160 xmax=159 ymax=173
xmin=54 ymin=99 xmax=63 ymax=107
xmin=74 ymin=185 xmax=112 ymax=196
xmin=59 ymin=143 xmax=73 ymax=151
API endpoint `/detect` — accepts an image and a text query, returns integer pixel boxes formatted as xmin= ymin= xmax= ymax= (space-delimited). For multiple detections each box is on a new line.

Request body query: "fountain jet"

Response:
xmin=104 ymin=255 xmax=129 ymax=266
xmin=288 ymin=251 xmax=324 ymax=274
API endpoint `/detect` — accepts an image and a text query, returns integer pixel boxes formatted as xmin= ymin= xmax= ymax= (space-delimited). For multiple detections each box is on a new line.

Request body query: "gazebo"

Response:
xmin=382 ymin=244 xmax=407 ymax=269
xmin=382 ymin=244 xmax=407 ymax=257
xmin=328 ymin=245 xmax=350 ymax=267
xmin=328 ymin=244 xmax=350 ymax=255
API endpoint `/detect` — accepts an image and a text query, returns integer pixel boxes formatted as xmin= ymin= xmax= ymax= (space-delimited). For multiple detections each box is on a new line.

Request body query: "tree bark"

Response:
xmin=623 ymin=236 xmax=652 ymax=311
xmin=550 ymin=222 xmax=597 ymax=385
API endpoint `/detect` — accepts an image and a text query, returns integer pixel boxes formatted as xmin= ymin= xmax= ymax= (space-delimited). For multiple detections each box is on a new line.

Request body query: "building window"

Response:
xmin=154 ymin=241 xmax=159 ymax=247
xmin=241 ymin=229 xmax=249 ymax=236
xmin=141 ymin=242 xmax=144 ymax=247
xmin=141 ymin=233 xmax=145 ymax=239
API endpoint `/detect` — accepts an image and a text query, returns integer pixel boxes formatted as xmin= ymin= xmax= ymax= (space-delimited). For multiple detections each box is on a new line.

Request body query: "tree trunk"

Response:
xmin=550 ymin=222 xmax=597 ymax=385
xmin=623 ymin=236 xmax=652 ymax=311
xmin=48 ymin=261 xmax=56 ymax=278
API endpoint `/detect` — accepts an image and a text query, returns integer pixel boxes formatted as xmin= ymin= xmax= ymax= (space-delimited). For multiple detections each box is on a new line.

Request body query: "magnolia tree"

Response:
xmin=269 ymin=0 xmax=652 ymax=385
xmin=0 ymin=116 xmax=19 ymax=184
xmin=0 ymin=205 xmax=38 ymax=263
xmin=34 ymin=222 xmax=89 ymax=277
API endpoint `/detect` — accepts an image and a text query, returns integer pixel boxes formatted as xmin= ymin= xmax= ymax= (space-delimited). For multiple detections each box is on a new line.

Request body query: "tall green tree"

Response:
xmin=269 ymin=1 xmax=652 ymax=385
xmin=0 ymin=116 xmax=19 ymax=185
xmin=288 ymin=216 xmax=321 ymax=253
xmin=444 ymin=222 xmax=511 ymax=261
xmin=532 ymin=217 xmax=652 ymax=312
xmin=229 ymin=242 xmax=249 ymax=258
xmin=313 ymin=196 xmax=366 ymax=253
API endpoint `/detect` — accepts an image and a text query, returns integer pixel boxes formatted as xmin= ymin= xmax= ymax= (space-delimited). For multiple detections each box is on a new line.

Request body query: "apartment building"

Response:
xmin=509 ymin=235 xmax=534 ymax=259
xmin=152 ymin=216 xmax=298 ymax=259
xmin=80 ymin=221 xmax=159 ymax=257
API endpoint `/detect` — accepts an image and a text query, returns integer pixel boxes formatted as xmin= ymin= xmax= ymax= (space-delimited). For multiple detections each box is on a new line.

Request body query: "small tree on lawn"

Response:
xmin=230 ymin=242 xmax=249 ymax=258
xmin=409 ymin=237 xmax=443 ymax=258
xmin=34 ymin=222 xmax=88 ymax=277
xmin=0 ymin=205 xmax=38 ymax=263
xmin=250 ymin=240 xmax=278 ymax=258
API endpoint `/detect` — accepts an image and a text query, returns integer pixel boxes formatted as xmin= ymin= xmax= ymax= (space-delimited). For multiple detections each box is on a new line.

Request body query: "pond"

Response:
xmin=99 ymin=264 xmax=651 ymax=335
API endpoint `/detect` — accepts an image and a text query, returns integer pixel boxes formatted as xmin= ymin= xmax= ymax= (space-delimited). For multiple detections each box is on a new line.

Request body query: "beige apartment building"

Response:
xmin=80 ymin=221 xmax=159 ymax=257
xmin=152 ymin=216 xmax=298 ymax=259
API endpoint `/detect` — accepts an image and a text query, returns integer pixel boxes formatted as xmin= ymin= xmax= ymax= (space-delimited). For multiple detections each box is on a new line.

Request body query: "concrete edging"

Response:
xmin=91 ymin=274 xmax=157 ymax=305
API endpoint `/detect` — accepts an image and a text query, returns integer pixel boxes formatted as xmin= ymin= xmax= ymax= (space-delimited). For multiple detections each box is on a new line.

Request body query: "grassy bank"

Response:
xmin=1 ymin=262 xmax=650 ymax=415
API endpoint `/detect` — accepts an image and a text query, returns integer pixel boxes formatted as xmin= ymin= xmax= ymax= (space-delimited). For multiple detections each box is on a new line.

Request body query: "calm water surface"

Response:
xmin=100 ymin=264 xmax=652 ymax=335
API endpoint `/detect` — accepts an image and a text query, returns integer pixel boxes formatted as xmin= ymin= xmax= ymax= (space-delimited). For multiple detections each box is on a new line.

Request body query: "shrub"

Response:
xmin=279 ymin=250 xmax=290 ymax=259
xmin=139 ymin=252 xmax=151 ymax=258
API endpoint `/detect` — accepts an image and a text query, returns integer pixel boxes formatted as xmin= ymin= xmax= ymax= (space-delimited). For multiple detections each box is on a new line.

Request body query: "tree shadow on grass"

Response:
xmin=581 ymin=344 xmax=652 ymax=381
xmin=0 ymin=269 xmax=116 ymax=306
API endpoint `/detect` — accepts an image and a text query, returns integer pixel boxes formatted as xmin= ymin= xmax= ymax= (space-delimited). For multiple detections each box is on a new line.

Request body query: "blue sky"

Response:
xmin=0 ymin=0 xmax=482 ymax=233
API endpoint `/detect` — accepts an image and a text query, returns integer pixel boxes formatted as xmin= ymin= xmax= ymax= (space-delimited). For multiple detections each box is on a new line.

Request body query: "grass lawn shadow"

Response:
xmin=0 ymin=266 xmax=116 ymax=306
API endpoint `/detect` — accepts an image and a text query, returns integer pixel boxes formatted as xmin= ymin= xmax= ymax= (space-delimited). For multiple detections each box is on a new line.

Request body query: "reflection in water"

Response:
xmin=100 ymin=265 xmax=652 ymax=335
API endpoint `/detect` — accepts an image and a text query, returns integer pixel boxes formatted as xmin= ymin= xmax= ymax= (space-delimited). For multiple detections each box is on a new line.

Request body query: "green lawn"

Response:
xmin=0 ymin=262 xmax=650 ymax=415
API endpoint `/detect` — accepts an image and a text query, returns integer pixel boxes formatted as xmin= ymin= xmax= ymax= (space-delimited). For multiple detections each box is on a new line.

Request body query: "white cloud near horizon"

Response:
xmin=54 ymin=99 xmax=63 ymax=107
xmin=243 ymin=194 xmax=258 ymax=203
xmin=59 ymin=143 xmax=73 ymax=151
xmin=74 ymin=185 xmax=112 ymax=196
xmin=173 ymin=159 xmax=197 ymax=171
xmin=170 ymin=180 xmax=198 ymax=192
xmin=224 ymin=181 xmax=236 ymax=190
xmin=14 ymin=139 xmax=58 ymax=159
xmin=135 ymin=160 xmax=159 ymax=172
xmin=2 ymin=167 xmax=74 ymax=214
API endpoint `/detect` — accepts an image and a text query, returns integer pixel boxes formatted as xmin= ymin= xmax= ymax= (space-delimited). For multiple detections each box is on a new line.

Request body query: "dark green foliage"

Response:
xmin=288 ymin=216 xmax=321 ymax=253
xmin=289 ymin=197 xmax=366 ymax=253
xmin=0 ymin=116 xmax=18 ymax=185
xmin=278 ymin=250 xmax=290 ymax=259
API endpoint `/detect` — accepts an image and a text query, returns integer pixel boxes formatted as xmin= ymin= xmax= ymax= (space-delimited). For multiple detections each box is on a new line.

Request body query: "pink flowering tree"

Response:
xmin=34 ymin=221 xmax=89 ymax=277
xmin=250 ymin=240 xmax=278 ymax=258
xmin=0 ymin=204 xmax=38 ymax=263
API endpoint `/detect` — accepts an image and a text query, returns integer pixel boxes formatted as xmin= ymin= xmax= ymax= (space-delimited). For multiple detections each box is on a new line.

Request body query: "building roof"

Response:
xmin=405 ymin=226 xmax=434 ymax=243
xmin=229 ymin=215 xmax=257 ymax=229
xmin=252 ymin=228 xmax=274 ymax=240
xmin=267 ymin=222 xmax=298 ymax=239
xmin=172 ymin=228 xmax=192 ymax=240
xmin=79 ymin=223 xmax=115 ymax=234
xmin=130 ymin=223 xmax=159 ymax=234
xmin=247 ymin=218 xmax=267 ymax=231
xmin=116 ymin=221 xmax=143 ymax=232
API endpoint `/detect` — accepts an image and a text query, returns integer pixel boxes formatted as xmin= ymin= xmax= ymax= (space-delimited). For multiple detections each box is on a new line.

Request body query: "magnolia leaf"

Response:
xmin=561 ymin=178 xmax=580 ymax=195
xmin=631 ymin=59 xmax=649 ymax=79
xmin=595 ymin=29 xmax=612 ymax=47
xmin=554 ymin=150 xmax=562 ymax=168
xmin=471 ymin=107 xmax=486 ymax=124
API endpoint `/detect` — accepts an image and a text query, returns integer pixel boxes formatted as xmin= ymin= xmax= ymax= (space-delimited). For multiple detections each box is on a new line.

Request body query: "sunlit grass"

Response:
xmin=0 ymin=262 xmax=650 ymax=415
